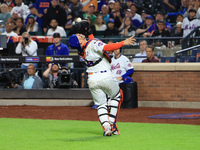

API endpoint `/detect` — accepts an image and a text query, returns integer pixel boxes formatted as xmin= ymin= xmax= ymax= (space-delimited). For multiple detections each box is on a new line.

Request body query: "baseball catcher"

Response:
xmin=68 ymin=20 xmax=136 ymax=136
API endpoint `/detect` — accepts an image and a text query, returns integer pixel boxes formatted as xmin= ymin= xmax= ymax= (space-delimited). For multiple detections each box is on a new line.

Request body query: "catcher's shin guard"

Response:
xmin=97 ymin=104 xmax=110 ymax=127
xmin=97 ymin=104 xmax=112 ymax=136
xmin=109 ymin=89 xmax=123 ymax=125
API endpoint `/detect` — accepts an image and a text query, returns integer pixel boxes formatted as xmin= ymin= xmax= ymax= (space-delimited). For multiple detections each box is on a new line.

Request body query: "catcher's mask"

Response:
xmin=68 ymin=34 xmax=82 ymax=52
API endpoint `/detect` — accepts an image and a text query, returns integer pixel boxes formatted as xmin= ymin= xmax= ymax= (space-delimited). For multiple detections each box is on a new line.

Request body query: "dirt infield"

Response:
xmin=0 ymin=106 xmax=199 ymax=125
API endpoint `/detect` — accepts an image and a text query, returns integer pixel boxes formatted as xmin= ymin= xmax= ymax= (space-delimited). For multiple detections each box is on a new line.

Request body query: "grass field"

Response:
xmin=0 ymin=118 xmax=199 ymax=150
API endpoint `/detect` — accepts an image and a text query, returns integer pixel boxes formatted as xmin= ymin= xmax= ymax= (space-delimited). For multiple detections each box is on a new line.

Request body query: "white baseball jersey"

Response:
xmin=182 ymin=17 xmax=200 ymax=37
xmin=111 ymin=55 xmax=134 ymax=83
xmin=84 ymin=39 xmax=111 ymax=73
xmin=84 ymin=39 xmax=119 ymax=106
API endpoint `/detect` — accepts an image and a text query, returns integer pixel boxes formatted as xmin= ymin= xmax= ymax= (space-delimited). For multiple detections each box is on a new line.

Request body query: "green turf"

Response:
xmin=0 ymin=118 xmax=199 ymax=150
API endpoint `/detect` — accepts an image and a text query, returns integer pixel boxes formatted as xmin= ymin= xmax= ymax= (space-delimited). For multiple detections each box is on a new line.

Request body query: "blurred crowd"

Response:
xmin=0 ymin=0 xmax=199 ymax=47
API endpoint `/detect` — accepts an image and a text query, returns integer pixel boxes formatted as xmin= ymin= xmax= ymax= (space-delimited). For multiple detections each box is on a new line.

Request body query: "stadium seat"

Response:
xmin=161 ymin=57 xmax=177 ymax=63
xmin=179 ymin=56 xmax=196 ymax=62
xmin=192 ymin=49 xmax=200 ymax=62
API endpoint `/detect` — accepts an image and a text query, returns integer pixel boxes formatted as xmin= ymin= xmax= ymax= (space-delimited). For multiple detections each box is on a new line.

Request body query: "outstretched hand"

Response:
xmin=123 ymin=35 xmax=136 ymax=46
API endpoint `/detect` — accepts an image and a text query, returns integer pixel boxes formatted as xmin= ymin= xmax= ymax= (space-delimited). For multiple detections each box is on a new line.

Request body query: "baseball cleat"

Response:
xmin=103 ymin=126 xmax=112 ymax=136
xmin=112 ymin=124 xmax=120 ymax=135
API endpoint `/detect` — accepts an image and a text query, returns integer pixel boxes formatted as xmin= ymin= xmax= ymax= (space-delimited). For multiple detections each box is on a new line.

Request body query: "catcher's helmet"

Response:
xmin=68 ymin=34 xmax=82 ymax=52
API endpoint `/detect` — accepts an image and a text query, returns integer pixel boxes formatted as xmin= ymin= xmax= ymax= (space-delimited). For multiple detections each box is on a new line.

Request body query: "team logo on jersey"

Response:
xmin=111 ymin=63 xmax=120 ymax=70
xmin=46 ymin=57 xmax=54 ymax=62
xmin=128 ymin=63 xmax=132 ymax=67
xmin=98 ymin=42 xmax=103 ymax=46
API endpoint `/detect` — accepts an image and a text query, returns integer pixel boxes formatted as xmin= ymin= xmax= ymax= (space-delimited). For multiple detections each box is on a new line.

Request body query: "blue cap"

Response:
xmin=108 ymin=18 xmax=114 ymax=23
xmin=29 ymin=3 xmax=36 ymax=9
xmin=123 ymin=77 xmax=133 ymax=83
xmin=68 ymin=34 xmax=82 ymax=52
xmin=145 ymin=15 xmax=153 ymax=20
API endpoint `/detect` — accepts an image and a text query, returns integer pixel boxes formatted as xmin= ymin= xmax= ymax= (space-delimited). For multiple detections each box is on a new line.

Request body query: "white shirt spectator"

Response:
xmin=11 ymin=3 xmax=30 ymax=20
xmin=15 ymin=40 xmax=38 ymax=66
xmin=132 ymin=13 xmax=143 ymax=23
xmin=2 ymin=31 xmax=18 ymax=37
xmin=132 ymin=51 xmax=147 ymax=63
xmin=47 ymin=26 xmax=67 ymax=37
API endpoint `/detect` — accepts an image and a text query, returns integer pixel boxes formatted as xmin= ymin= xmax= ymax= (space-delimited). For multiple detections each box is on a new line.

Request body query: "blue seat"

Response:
xmin=179 ymin=56 xmax=196 ymax=62
xmin=161 ymin=57 xmax=177 ymax=63
xmin=191 ymin=49 xmax=200 ymax=62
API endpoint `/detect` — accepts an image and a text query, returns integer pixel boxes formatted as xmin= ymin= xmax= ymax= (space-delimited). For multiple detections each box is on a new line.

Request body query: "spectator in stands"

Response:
xmin=136 ymin=14 xmax=154 ymax=37
xmin=25 ymin=4 xmax=43 ymax=31
xmin=171 ymin=14 xmax=183 ymax=35
xmin=130 ymin=3 xmax=142 ymax=28
xmin=182 ymin=8 xmax=200 ymax=37
xmin=140 ymin=10 xmax=147 ymax=24
xmin=162 ymin=0 xmax=177 ymax=14
xmin=43 ymin=0 xmax=67 ymax=33
xmin=125 ymin=0 xmax=134 ymax=9
xmin=85 ymin=15 xmax=96 ymax=36
xmin=119 ymin=16 xmax=136 ymax=36
xmin=2 ymin=21 xmax=18 ymax=37
xmin=47 ymin=19 xmax=67 ymax=37
xmin=172 ymin=22 xmax=183 ymax=45
xmin=110 ymin=1 xmax=125 ymax=29
xmin=151 ymin=20 xmax=171 ymax=46
xmin=65 ymin=14 xmax=73 ymax=31
xmin=70 ymin=0 xmax=84 ymax=21
xmin=144 ymin=11 xmax=172 ymax=37
xmin=132 ymin=40 xmax=147 ymax=63
xmin=119 ymin=9 xmax=133 ymax=31
xmin=26 ymin=15 xmax=39 ymax=33
xmin=100 ymin=4 xmax=110 ymax=25
xmin=13 ymin=17 xmax=26 ymax=35
xmin=35 ymin=0 xmax=51 ymax=29
xmin=46 ymin=32 xmax=69 ymax=56
xmin=81 ymin=0 xmax=98 ymax=13
xmin=15 ymin=32 xmax=38 ymax=68
xmin=13 ymin=64 xmax=43 ymax=89
xmin=43 ymin=63 xmax=60 ymax=88
xmin=142 ymin=46 xmax=159 ymax=63
xmin=108 ymin=0 xmax=115 ymax=13
xmin=0 ymin=4 xmax=12 ymax=23
xmin=165 ymin=0 xmax=189 ymax=18
xmin=104 ymin=18 xmax=119 ymax=37
xmin=94 ymin=14 xmax=107 ymax=31
xmin=83 ymin=4 xmax=96 ymax=24
xmin=3 ymin=0 xmax=16 ymax=11
xmin=176 ymin=13 xmax=184 ymax=23
xmin=10 ymin=0 xmax=30 ymax=20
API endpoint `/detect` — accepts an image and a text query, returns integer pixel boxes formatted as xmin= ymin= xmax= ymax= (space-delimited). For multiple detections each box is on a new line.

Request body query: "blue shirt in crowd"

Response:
xmin=46 ymin=42 xmax=70 ymax=56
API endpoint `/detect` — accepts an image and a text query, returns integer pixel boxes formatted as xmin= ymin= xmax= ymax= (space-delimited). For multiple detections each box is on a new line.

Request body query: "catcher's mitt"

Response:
xmin=70 ymin=20 xmax=90 ymax=36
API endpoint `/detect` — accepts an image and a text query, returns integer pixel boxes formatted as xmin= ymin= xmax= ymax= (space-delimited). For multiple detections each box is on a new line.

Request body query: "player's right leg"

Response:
xmin=89 ymin=86 xmax=112 ymax=136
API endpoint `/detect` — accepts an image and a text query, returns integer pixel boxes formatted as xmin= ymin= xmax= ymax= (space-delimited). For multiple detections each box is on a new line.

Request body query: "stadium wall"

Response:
xmin=132 ymin=63 xmax=200 ymax=108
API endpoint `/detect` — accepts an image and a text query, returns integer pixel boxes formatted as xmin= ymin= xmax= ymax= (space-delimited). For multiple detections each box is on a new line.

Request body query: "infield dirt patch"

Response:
xmin=0 ymin=106 xmax=199 ymax=125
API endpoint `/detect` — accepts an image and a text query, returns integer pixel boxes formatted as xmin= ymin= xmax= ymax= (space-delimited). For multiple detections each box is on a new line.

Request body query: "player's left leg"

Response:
xmin=109 ymin=89 xmax=123 ymax=135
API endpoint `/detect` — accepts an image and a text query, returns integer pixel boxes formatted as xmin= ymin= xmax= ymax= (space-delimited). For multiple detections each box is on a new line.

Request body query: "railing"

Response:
xmin=182 ymin=26 xmax=200 ymax=49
